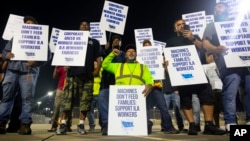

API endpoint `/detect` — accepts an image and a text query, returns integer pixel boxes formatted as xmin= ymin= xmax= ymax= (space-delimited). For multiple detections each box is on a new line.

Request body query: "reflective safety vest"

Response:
xmin=93 ymin=76 xmax=101 ymax=96
xmin=93 ymin=68 xmax=102 ymax=96
xmin=115 ymin=63 xmax=145 ymax=85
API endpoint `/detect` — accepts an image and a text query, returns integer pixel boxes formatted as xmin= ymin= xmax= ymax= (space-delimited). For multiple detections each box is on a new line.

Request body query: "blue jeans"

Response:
xmin=87 ymin=95 xmax=98 ymax=128
xmin=0 ymin=70 xmax=38 ymax=124
xmin=98 ymin=88 xmax=109 ymax=126
xmin=163 ymin=92 xmax=184 ymax=130
xmin=244 ymin=75 xmax=250 ymax=123
xmin=147 ymin=88 xmax=174 ymax=131
xmin=192 ymin=94 xmax=200 ymax=125
xmin=222 ymin=73 xmax=250 ymax=124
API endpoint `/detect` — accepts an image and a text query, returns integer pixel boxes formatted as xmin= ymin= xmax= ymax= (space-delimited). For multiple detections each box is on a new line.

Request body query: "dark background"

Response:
xmin=0 ymin=0 xmax=216 ymax=104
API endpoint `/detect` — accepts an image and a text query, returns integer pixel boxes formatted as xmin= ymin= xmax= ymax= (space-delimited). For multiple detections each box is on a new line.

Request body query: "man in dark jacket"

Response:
xmin=56 ymin=18 xmax=102 ymax=135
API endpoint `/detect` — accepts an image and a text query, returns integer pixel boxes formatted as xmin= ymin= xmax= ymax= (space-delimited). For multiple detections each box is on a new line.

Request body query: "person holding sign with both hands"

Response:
xmin=166 ymin=18 xmax=226 ymax=135
xmin=0 ymin=16 xmax=51 ymax=135
xmin=202 ymin=2 xmax=250 ymax=132
xmin=142 ymin=39 xmax=180 ymax=134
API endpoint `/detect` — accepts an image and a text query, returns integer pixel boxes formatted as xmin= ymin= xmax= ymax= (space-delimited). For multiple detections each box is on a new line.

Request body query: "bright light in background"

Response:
xmin=47 ymin=91 xmax=53 ymax=96
xmin=233 ymin=0 xmax=250 ymax=31
xmin=236 ymin=0 xmax=250 ymax=19
xmin=37 ymin=101 xmax=42 ymax=105
xmin=217 ymin=0 xmax=250 ymax=20
xmin=238 ymin=0 xmax=250 ymax=14
xmin=37 ymin=101 xmax=42 ymax=112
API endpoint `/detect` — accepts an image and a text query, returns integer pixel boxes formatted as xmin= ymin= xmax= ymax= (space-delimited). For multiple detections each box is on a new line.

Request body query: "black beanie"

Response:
xmin=111 ymin=35 xmax=121 ymax=42
xmin=79 ymin=17 xmax=90 ymax=25
xmin=125 ymin=44 xmax=136 ymax=52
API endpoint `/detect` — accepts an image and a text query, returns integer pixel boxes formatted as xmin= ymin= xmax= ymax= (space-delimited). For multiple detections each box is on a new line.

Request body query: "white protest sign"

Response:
xmin=90 ymin=22 xmax=107 ymax=45
xmin=182 ymin=11 xmax=206 ymax=38
xmin=100 ymin=0 xmax=128 ymax=35
xmin=137 ymin=46 xmax=164 ymax=80
xmin=214 ymin=20 xmax=250 ymax=67
xmin=2 ymin=14 xmax=24 ymax=40
xmin=134 ymin=28 xmax=154 ymax=48
xmin=51 ymin=30 xmax=89 ymax=66
xmin=206 ymin=15 xmax=214 ymax=24
xmin=11 ymin=24 xmax=49 ymax=61
xmin=154 ymin=40 xmax=166 ymax=49
xmin=154 ymin=40 xmax=166 ymax=52
xmin=108 ymin=85 xmax=147 ymax=136
xmin=163 ymin=45 xmax=208 ymax=86
xmin=49 ymin=27 xmax=61 ymax=53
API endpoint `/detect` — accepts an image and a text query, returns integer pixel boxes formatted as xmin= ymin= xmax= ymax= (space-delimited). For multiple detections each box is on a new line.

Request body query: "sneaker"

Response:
xmin=18 ymin=123 xmax=32 ymax=135
xmin=77 ymin=124 xmax=87 ymax=135
xmin=188 ymin=123 xmax=198 ymax=135
xmin=179 ymin=128 xmax=188 ymax=133
xmin=164 ymin=128 xmax=180 ymax=134
xmin=225 ymin=123 xmax=237 ymax=133
xmin=56 ymin=124 xmax=67 ymax=135
xmin=0 ymin=123 xmax=6 ymax=134
xmin=203 ymin=123 xmax=227 ymax=135
xmin=88 ymin=126 xmax=95 ymax=132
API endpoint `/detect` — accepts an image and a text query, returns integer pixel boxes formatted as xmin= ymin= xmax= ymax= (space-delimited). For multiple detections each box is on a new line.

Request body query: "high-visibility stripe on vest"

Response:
xmin=115 ymin=63 xmax=145 ymax=85
xmin=93 ymin=68 xmax=102 ymax=96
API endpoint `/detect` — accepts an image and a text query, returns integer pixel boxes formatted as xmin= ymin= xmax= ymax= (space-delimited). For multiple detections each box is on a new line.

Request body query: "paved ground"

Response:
xmin=0 ymin=124 xmax=230 ymax=141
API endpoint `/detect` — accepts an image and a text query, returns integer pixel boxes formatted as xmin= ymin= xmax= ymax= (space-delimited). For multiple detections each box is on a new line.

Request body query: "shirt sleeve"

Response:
xmin=143 ymin=65 xmax=154 ymax=85
xmin=102 ymin=52 xmax=119 ymax=74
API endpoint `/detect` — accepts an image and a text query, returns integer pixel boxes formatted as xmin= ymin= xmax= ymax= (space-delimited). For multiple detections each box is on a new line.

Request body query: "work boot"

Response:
xmin=18 ymin=123 xmax=32 ymax=135
xmin=7 ymin=127 xmax=19 ymax=133
xmin=7 ymin=120 xmax=21 ymax=133
xmin=67 ymin=126 xmax=72 ymax=132
xmin=0 ymin=122 xmax=7 ymax=134
xmin=195 ymin=123 xmax=201 ymax=132
xmin=102 ymin=127 xmax=107 ymax=136
xmin=147 ymin=121 xmax=153 ymax=134
xmin=188 ymin=123 xmax=198 ymax=135
xmin=47 ymin=127 xmax=57 ymax=132
xmin=203 ymin=121 xmax=227 ymax=135
xmin=102 ymin=123 xmax=108 ymax=136
xmin=48 ymin=121 xmax=57 ymax=132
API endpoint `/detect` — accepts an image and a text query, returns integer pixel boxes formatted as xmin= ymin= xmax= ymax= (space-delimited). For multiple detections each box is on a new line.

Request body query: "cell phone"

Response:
xmin=119 ymin=41 xmax=122 ymax=46
xmin=184 ymin=24 xmax=190 ymax=30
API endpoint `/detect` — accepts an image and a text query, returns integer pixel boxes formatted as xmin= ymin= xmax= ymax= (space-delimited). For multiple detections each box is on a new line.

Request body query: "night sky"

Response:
xmin=0 ymin=0 xmax=216 ymax=103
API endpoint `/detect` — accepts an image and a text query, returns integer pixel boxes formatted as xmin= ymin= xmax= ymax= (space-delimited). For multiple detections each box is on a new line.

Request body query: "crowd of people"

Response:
xmin=0 ymin=2 xmax=249 ymax=138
